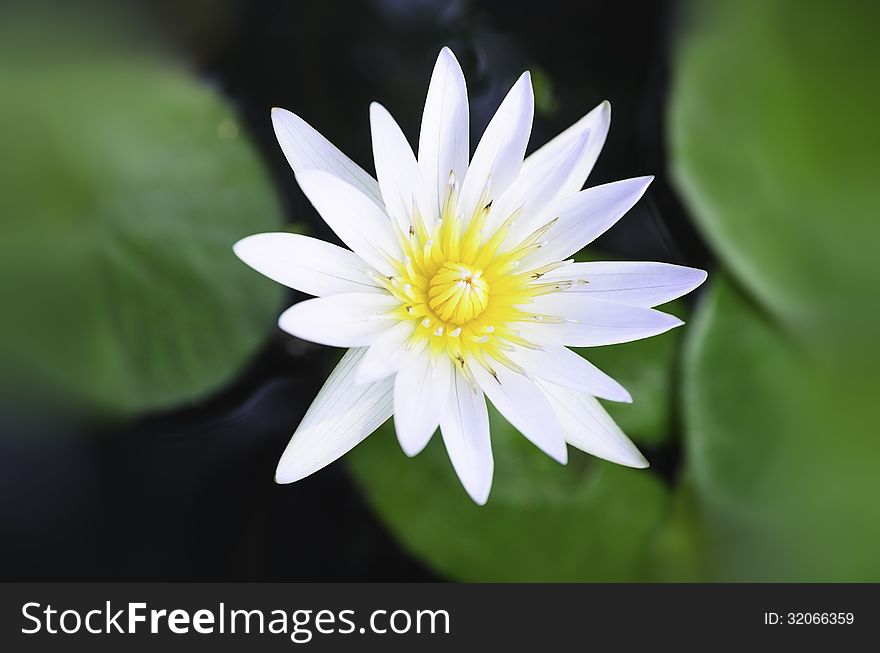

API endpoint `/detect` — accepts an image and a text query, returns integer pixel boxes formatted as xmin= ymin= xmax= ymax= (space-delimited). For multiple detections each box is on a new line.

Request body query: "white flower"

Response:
xmin=234 ymin=47 xmax=707 ymax=504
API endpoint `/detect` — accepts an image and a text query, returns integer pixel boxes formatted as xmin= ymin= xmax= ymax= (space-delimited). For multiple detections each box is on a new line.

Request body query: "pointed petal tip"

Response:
xmin=394 ymin=417 xmax=429 ymax=458
xmin=617 ymin=450 xmax=650 ymax=469
xmin=433 ymin=46 xmax=465 ymax=77
xmin=654 ymin=314 xmax=686 ymax=335
xmin=232 ymin=232 xmax=272 ymax=268
xmin=625 ymin=448 xmax=650 ymax=469
xmin=450 ymin=450 xmax=493 ymax=504
xmin=231 ymin=236 xmax=248 ymax=259
xmin=461 ymin=472 xmax=493 ymax=505
xmin=274 ymin=460 xmax=298 ymax=484
xmin=270 ymin=107 xmax=293 ymax=124
xmin=397 ymin=432 xmax=429 ymax=458
xmin=504 ymin=70 xmax=533 ymax=107
xmin=369 ymin=104 xmax=392 ymax=140
xmin=469 ymin=488 xmax=490 ymax=506
xmin=368 ymin=101 xmax=397 ymax=130
xmin=603 ymin=174 xmax=654 ymax=197
xmin=551 ymin=446 xmax=569 ymax=465
xmin=276 ymin=302 xmax=310 ymax=340
xmin=275 ymin=459 xmax=311 ymax=484
xmin=276 ymin=307 xmax=290 ymax=330
xmin=506 ymin=69 xmax=532 ymax=96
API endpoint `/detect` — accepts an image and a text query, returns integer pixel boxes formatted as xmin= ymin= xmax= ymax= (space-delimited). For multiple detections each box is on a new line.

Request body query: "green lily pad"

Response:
xmin=669 ymin=0 xmax=880 ymax=353
xmin=349 ymin=406 xmax=668 ymax=581
xmin=0 ymin=20 xmax=283 ymax=415
xmin=683 ymin=277 xmax=880 ymax=580
xmin=642 ymin=480 xmax=706 ymax=582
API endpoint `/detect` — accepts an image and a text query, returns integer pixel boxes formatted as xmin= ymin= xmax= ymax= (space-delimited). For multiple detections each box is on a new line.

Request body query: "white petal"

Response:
xmin=524 ymin=176 xmax=654 ymax=269
xmin=271 ymin=108 xmax=384 ymax=208
xmin=520 ymin=100 xmax=611 ymax=198
xmin=370 ymin=102 xmax=431 ymax=232
xmin=393 ymin=352 xmax=453 ymax=456
xmin=490 ymin=127 xmax=591 ymax=241
xmin=538 ymin=379 xmax=648 ymax=468
xmin=543 ymin=261 xmax=708 ymax=307
xmin=355 ymin=320 xmax=416 ymax=384
xmin=521 ymin=293 xmax=683 ymax=346
xmin=471 ymin=363 xmax=568 ymax=464
xmin=440 ymin=369 xmax=493 ymax=505
xmin=278 ymin=293 xmax=399 ymax=347
xmin=233 ymin=232 xmax=381 ymax=297
xmin=459 ymin=72 xmax=534 ymax=220
xmin=296 ymin=169 xmax=400 ymax=275
xmin=418 ymin=47 xmax=469 ymax=220
xmin=275 ymin=347 xmax=394 ymax=483
xmin=506 ymin=334 xmax=632 ymax=403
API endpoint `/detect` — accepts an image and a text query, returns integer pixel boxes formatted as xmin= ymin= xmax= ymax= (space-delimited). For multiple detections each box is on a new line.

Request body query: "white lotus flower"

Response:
xmin=234 ymin=47 xmax=706 ymax=504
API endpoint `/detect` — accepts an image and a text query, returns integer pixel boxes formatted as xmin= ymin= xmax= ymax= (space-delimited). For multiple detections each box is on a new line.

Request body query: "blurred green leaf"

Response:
xmin=683 ymin=276 xmax=880 ymax=580
xmin=529 ymin=66 xmax=560 ymax=117
xmin=0 ymin=23 xmax=283 ymax=415
xmin=349 ymin=409 xmax=668 ymax=581
xmin=671 ymin=0 xmax=880 ymax=580
xmin=669 ymin=0 xmax=880 ymax=356
xmin=643 ymin=480 xmax=706 ymax=582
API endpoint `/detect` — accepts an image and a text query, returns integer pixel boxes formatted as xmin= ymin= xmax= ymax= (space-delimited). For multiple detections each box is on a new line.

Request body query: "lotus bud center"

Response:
xmin=428 ymin=262 xmax=490 ymax=325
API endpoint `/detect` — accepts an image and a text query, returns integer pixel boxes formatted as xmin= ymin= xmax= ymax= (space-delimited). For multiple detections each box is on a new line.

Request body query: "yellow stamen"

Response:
xmin=376 ymin=178 xmax=564 ymax=374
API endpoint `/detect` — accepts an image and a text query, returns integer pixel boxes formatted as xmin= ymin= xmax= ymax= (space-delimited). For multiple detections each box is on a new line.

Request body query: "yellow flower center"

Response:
xmin=428 ymin=262 xmax=490 ymax=324
xmin=373 ymin=175 xmax=570 ymax=375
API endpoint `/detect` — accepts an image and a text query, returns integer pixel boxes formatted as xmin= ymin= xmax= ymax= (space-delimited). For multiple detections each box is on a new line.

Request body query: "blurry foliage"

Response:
xmin=682 ymin=277 xmax=880 ymax=580
xmin=0 ymin=12 xmax=283 ymax=415
xmin=668 ymin=0 xmax=880 ymax=581
xmin=529 ymin=66 xmax=560 ymax=117
xmin=348 ymin=410 xmax=668 ymax=582
xmin=643 ymin=480 xmax=706 ymax=582
xmin=669 ymin=0 xmax=880 ymax=359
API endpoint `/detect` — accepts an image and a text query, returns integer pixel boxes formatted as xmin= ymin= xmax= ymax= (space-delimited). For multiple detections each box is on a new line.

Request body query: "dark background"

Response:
xmin=0 ymin=0 xmax=711 ymax=581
